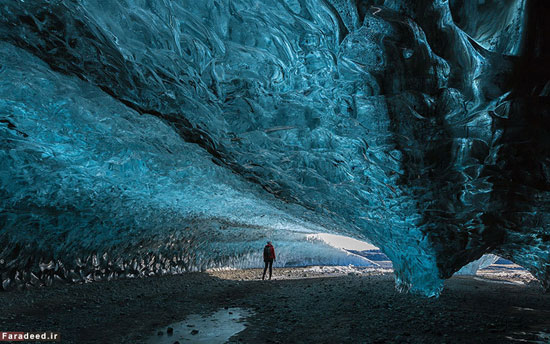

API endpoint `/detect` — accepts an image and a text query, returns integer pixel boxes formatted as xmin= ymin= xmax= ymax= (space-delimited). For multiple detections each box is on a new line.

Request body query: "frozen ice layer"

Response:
xmin=0 ymin=0 xmax=549 ymax=296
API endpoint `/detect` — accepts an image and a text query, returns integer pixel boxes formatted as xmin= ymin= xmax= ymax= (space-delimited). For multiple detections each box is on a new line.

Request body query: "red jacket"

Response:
xmin=263 ymin=244 xmax=276 ymax=261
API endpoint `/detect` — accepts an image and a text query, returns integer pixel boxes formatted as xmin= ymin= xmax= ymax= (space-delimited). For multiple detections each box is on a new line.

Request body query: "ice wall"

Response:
xmin=0 ymin=0 xmax=549 ymax=296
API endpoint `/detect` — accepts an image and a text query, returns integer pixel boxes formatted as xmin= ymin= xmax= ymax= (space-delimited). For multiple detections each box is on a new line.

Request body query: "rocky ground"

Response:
xmin=1 ymin=266 xmax=549 ymax=343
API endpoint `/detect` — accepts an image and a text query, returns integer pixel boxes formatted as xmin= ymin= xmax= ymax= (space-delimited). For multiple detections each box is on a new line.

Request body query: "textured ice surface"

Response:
xmin=454 ymin=254 xmax=499 ymax=276
xmin=0 ymin=0 xmax=549 ymax=296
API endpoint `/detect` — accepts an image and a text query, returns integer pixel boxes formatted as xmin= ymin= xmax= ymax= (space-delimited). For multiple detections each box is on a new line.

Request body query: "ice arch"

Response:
xmin=0 ymin=0 xmax=549 ymax=296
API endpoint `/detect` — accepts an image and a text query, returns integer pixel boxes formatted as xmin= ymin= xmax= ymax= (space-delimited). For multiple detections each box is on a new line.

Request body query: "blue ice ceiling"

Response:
xmin=0 ymin=0 xmax=549 ymax=296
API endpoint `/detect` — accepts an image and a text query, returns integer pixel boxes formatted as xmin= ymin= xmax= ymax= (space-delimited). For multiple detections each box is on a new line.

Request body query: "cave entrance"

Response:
xmin=306 ymin=233 xmax=537 ymax=285
xmin=470 ymin=256 xmax=537 ymax=285
xmin=305 ymin=233 xmax=393 ymax=268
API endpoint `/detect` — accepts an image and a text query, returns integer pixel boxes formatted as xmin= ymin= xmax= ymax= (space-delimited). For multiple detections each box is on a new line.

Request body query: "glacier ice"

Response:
xmin=0 ymin=0 xmax=549 ymax=296
xmin=454 ymin=254 xmax=499 ymax=276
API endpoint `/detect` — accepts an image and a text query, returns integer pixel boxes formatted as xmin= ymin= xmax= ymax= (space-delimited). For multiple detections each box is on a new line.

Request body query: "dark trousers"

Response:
xmin=262 ymin=260 xmax=273 ymax=280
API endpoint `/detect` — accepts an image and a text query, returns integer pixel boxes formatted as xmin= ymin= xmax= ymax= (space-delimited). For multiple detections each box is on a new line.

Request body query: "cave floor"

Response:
xmin=1 ymin=268 xmax=549 ymax=344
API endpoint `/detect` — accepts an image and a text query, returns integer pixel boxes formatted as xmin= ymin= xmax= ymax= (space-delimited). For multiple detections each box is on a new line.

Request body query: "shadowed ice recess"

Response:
xmin=0 ymin=0 xmax=549 ymax=296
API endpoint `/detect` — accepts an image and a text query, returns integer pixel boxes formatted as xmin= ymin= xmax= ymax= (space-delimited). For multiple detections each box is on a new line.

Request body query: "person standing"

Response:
xmin=262 ymin=241 xmax=276 ymax=280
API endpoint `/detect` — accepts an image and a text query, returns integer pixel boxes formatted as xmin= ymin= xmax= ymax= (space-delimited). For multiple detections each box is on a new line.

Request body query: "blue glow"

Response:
xmin=1 ymin=0 xmax=547 ymax=296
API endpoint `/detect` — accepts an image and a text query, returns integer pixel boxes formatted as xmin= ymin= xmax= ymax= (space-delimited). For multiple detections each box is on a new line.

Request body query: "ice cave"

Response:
xmin=1 ymin=0 xmax=549 ymax=299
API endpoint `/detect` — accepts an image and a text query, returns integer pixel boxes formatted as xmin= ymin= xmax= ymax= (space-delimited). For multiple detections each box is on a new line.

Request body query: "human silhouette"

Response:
xmin=262 ymin=241 xmax=276 ymax=280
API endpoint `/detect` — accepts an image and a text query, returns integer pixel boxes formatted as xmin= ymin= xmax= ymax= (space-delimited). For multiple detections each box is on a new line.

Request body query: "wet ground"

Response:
xmin=147 ymin=307 xmax=252 ymax=344
xmin=1 ymin=267 xmax=549 ymax=343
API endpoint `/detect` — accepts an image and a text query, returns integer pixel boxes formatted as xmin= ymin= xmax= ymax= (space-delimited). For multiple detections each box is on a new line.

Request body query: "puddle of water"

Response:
xmin=148 ymin=307 xmax=253 ymax=344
